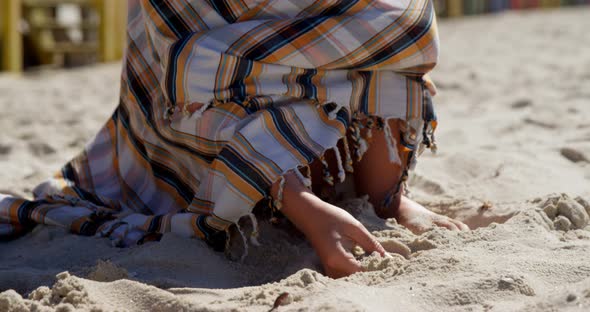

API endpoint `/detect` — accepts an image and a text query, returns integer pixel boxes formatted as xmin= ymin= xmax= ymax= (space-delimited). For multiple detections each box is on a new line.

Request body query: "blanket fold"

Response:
xmin=0 ymin=0 xmax=439 ymax=251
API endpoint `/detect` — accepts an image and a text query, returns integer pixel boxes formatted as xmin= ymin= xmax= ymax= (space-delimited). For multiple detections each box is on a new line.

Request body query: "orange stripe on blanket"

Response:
xmin=8 ymin=198 xmax=27 ymax=225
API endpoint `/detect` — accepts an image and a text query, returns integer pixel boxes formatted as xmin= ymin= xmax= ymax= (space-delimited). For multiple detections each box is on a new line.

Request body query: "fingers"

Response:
xmin=379 ymin=238 xmax=411 ymax=259
xmin=324 ymin=243 xmax=363 ymax=279
xmin=347 ymin=222 xmax=411 ymax=259
xmin=348 ymin=221 xmax=386 ymax=256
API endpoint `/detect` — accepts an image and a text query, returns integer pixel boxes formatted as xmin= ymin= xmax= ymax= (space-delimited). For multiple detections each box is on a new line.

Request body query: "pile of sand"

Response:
xmin=1 ymin=7 xmax=590 ymax=312
xmin=2 ymin=194 xmax=590 ymax=311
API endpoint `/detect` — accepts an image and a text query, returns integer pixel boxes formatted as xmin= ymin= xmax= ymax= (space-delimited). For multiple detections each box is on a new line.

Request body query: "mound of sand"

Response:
xmin=1 ymin=7 xmax=590 ymax=312
xmin=2 ymin=194 xmax=590 ymax=311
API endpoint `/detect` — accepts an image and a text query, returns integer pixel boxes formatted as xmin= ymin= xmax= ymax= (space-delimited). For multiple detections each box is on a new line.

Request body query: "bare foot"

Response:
xmin=394 ymin=195 xmax=469 ymax=234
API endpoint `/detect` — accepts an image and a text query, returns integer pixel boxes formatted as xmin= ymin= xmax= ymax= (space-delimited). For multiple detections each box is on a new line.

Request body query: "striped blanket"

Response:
xmin=0 ymin=0 xmax=439 ymax=251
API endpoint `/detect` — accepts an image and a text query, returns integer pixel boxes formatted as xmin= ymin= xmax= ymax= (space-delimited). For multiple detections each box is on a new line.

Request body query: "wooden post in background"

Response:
xmin=97 ymin=0 xmax=126 ymax=62
xmin=1 ymin=0 xmax=23 ymax=73
xmin=447 ymin=0 xmax=464 ymax=17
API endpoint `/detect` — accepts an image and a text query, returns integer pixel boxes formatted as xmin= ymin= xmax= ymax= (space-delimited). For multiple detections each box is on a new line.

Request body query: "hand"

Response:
xmin=298 ymin=195 xmax=386 ymax=278
xmin=275 ymin=173 xmax=386 ymax=278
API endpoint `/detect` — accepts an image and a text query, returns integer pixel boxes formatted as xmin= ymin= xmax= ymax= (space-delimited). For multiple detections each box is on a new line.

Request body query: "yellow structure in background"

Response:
xmin=1 ymin=0 xmax=23 ymax=73
xmin=541 ymin=0 xmax=562 ymax=7
xmin=446 ymin=0 xmax=464 ymax=17
xmin=2 ymin=0 xmax=585 ymax=73
xmin=97 ymin=0 xmax=127 ymax=62
xmin=0 ymin=0 xmax=127 ymax=73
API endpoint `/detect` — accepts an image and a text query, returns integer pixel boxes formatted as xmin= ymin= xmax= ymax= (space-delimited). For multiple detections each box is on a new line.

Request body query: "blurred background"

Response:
xmin=1 ymin=0 xmax=589 ymax=73
xmin=1 ymin=0 xmax=126 ymax=72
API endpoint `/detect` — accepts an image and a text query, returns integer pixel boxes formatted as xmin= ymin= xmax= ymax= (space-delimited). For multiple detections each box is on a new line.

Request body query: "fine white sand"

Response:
xmin=1 ymin=8 xmax=590 ymax=312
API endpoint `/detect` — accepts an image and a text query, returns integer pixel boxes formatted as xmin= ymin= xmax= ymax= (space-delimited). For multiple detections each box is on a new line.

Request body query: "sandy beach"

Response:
xmin=1 ymin=8 xmax=590 ymax=312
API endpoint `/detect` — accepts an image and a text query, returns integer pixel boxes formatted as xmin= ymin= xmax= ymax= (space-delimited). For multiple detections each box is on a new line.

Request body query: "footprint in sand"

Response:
xmin=27 ymin=142 xmax=56 ymax=157
xmin=0 ymin=144 xmax=12 ymax=156
xmin=560 ymin=147 xmax=589 ymax=163
xmin=435 ymin=81 xmax=463 ymax=91
xmin=511 ymin=99 xmax=533 ymax=109
xmin=523 ymin=117 xmax=558 ymax=129
xmin=408 ymin=174 xmax=446 ymax=196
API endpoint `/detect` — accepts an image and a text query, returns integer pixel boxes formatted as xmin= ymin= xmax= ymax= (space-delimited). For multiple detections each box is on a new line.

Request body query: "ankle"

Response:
xmin=373 ymin=187 xmax=403 ymax=220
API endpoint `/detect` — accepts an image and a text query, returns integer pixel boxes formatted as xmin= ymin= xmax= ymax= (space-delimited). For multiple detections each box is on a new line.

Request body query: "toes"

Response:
xmin=435 ymin=218 xmax=470 ymax=232
xmin=453 ymin=220 xmax=470 ymax=231
xmin=434 ymin=218 xmax=459 ymax=231
xmin=404 ymin=220 xmax=430 ymax=235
